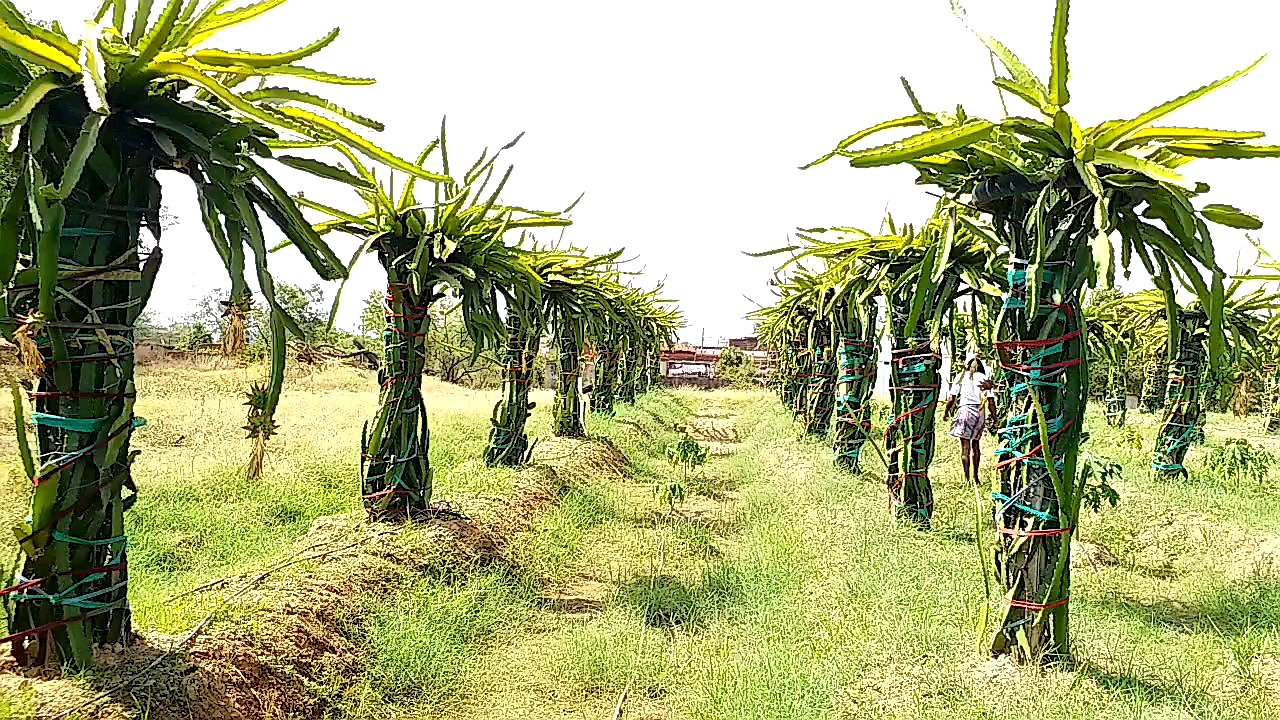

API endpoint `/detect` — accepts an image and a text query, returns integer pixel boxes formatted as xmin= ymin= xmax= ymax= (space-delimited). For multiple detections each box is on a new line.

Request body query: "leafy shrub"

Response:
xmin=1077 ymin=451 xmax=1121 ymax=512
xmin=173 ymin=321 xmax=213 ymax=350
xmin=1118 ymin=426 xmax=1145 ymax=451
xmin=716 ymin=346 xmax=757 ymax=388
xmin=1203 ymin=438 xmax=1276 ymax=487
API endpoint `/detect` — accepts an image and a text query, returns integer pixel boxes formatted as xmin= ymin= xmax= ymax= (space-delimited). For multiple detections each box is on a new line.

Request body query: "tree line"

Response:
xmin=753 ymin=0 xmax=1280 ymax=666
xmin=0 ymin=0 xmax=681 ymax=670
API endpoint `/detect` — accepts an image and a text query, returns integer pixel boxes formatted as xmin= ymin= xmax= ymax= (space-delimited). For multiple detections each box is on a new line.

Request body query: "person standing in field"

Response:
xmin=945 ymin=354 xmax=997 ymax=486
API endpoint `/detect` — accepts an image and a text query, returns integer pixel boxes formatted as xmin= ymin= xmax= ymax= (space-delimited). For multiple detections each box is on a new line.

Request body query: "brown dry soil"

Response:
xmin=0 ymin=437 xmax=629 ymax=720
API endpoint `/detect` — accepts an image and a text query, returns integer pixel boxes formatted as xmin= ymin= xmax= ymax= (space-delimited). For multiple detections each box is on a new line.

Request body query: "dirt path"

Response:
xmin=440 ymin=393 xmax=756 ymax=720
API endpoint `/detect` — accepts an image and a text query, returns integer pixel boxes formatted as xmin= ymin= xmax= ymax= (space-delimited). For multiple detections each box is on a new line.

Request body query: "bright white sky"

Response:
xmin=29 ymin=0 xmax=1280 ymax=343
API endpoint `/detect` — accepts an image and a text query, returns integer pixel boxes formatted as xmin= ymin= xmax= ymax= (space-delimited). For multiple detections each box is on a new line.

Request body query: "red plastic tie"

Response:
xmin=993 ymin=330 xmax=1082 ymax=350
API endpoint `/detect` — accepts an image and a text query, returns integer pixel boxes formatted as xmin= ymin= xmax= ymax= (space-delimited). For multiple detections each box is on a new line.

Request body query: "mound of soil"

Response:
xmin=0 ymin=440 xmax=633 ymax=720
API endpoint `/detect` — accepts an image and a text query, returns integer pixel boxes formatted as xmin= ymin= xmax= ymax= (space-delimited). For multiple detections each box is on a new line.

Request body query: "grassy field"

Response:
xmin=3 ymin=366 xmax=1280 ymax=719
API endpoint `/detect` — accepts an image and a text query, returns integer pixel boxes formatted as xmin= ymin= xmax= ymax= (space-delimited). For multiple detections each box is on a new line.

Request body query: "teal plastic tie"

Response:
xmin=60 ymin=228 xmax=114 ymax=238
xmin=52 ymin=531 xmax=127 ymax=548
xmin=992 ymin=492 xmax=1057 ymax=523
xmin=31 ymin=413 xmax=108 ymax=433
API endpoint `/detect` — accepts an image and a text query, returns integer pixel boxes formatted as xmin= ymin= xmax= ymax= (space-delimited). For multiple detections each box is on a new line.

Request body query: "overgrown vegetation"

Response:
xmin=714 ymin=346 xmax=756 ymax=388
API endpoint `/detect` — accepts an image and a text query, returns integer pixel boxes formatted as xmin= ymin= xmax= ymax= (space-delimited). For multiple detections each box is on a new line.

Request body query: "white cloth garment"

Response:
xmin=950 ymin=370 xmax=990 ymax=407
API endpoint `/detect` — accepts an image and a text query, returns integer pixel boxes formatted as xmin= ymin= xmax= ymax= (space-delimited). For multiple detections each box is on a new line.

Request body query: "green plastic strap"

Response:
xmin=32 ymin=410 xmax=141 ymax=433
xmin=31 ymin=412 xmax=107 ymax=432
xmin=60 ymin=227 xmax=114 ymax=238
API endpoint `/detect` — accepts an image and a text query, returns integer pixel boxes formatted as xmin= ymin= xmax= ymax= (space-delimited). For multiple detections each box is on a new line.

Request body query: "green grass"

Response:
xmin=340 ymin=569 xmax=537 ymax=717
xmin=510 ymin=482 xmax=621 ymax=583
xmin=432 ymin=392 xmax=1280 ymax=720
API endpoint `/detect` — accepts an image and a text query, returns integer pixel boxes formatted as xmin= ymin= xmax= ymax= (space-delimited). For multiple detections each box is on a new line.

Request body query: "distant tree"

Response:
xmin=428 ymin=302 xmax=502 ymax=387
xmin=716 ymin=346 xmax=756 ymax=387
xmin=174 ymin=322 xmax=214 ymax=351
xmin=133 ymin=311 xmax=171 ymax=346
xmin=361 ymin=290 xmax=386 ymax=339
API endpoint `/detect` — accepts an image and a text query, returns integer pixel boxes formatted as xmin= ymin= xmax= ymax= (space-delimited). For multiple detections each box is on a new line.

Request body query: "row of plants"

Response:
xmin=0 ymin=0 xmax=680 ymax=670
xmin=752 ymin=0 xmax=1280 ymax=665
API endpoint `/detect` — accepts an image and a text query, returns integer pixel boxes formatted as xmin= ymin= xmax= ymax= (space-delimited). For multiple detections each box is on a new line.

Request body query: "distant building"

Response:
xmin=660 ymin=340 xmax=770 ymax=384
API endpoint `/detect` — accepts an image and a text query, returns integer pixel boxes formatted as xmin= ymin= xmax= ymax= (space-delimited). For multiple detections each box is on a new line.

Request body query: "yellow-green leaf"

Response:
xmin=1092 ymin=149 xmax=1193 ymax=189
xmin=1201 ymin=203 xmax=1263 ymax=230
xmin=1093 ymin=55 xmax=1265 ymax=150
xmin=131 ymin=0 xmax=184 ymax=69
xmin=952 ymin=0 xmax=1049 ymax=111
xmin=1111 ymin=126 xmax=1265 ymax=152
xmin=802 ymin=115 xmax=928 ymax=169
xmin=192 ymin=27 xmax=339 ymax=69
xmin=272 ymin=105 xmax=450 ymax=183
xmin=78 ymin=22 xmax=109 ymax=113
xmin=240 ymin=86 xmax=384 ymax=131
xmin=1165 ymin=142 xmax=1280 ymax=160
xmin=843 ymin=120 xmax=995 ymax=169
xmin=1049 ymin=0 xmax=1070 ymax=107
xmin=0 ymin=75 xmax=66 ymax=126
xmin=0 ymin=22 xmax=80 ymax=75
xmin=187 ymin=0 xmax=287 ymax=47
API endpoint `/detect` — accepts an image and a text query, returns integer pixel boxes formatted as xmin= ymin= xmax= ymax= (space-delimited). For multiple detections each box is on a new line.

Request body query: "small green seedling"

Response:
xmin=661 ymin=433 xmax=709 ymax=511
xmin=1078 ymin=452 xmax=1122 ymax=513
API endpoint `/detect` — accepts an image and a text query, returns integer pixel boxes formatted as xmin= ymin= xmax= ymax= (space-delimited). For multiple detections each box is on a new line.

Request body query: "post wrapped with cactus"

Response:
xmin=1139 ymin=359 xmax=1165 ymax=413
xmin=485 ymin=310 xmax=540 ymax=466
xmin=552 ymin=306 xmax=589 ymax=437
xmin=612 ymin=286 xmax=682 ymax=405
xmin=1265 ymin=364 xmax=1280 ymax=434
xmin=804 ymin=318 xmax=836 ymax=435
xmin=780 ymin=335 xmax=803 ymax=410
xmin=803 ymin=0 xmax=1278 ymax=661
xmin=361 ymin=254 xmax=437 ymax=510
xmin=592 ymin=329 xmax=621 ymax=416
xmin=790 ymin=317 xmax=814 ymax=421
xmin=616 ymin=338 xmax=639 ymax=405
xmin=487 ymin=248 xmax=606 ymax=465
xmin=753 ymin=272 xmax=826 ymax=427
xmin=832 ymin=316 xmax=878 ymax=471
xmin=0 ymin=0 xmax=437 ymax=667
xmin=885 ymin=310 xmax=941 ymax=523
xmin=296 ymin=125 xmax=572 ymax=516
xmin=822 ymin=287 xmax=882 ymax=473
xmin=1149 ymin=273 xmax=1278 ymax=477
xmin=1083 ymin=289 xmax=1166 ymax=429
xmin=537 ymin=253 xmax=624 ymax=437
xmin=1152 ymin=308 xmax=1207 ymax=478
